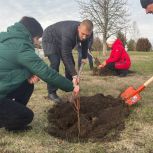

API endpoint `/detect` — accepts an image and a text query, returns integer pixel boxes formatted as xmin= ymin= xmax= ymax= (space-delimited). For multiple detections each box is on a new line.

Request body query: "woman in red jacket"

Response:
xmin=99 ymin=37 xmax=131 ymax=77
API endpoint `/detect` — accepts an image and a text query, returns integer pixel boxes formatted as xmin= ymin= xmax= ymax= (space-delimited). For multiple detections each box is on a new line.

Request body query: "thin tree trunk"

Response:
xmin=102 ymin=37 xmax=107 ymax=56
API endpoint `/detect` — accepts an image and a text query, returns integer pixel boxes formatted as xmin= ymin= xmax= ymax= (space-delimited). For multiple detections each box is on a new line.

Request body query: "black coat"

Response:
xmin=42 ymin=21 xmax=93 ymax=76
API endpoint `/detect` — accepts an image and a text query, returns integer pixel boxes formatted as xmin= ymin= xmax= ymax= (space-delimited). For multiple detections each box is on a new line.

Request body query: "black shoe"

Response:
xmin=48 ymin=93 xmax=63 ymax=104
xmin=119 ymin=73 xmax=127 ymax=77
xmin=118 ymin=70 xmax=128 ymax=77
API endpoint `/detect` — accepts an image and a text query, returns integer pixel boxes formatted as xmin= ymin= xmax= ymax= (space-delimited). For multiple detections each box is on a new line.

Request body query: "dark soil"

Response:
xmin=93 ymin=67 xmax=135 ymax=76
xmin=47 ymin=94 xmax=130 ymax=141
xmin=93 ymin=66 xmax=114 ymax=76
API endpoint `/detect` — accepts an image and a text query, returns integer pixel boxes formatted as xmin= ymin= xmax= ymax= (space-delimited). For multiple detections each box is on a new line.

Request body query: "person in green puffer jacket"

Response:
xmin=0 ymin=16 xmax=79 ymax=131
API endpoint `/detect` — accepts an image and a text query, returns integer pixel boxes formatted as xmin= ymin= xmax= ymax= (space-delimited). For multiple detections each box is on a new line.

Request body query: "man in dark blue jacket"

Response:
xmin=140 ymin=0 xmax=153 ymax=13
xmin=42 ymin=20 xmax=93 ymax=103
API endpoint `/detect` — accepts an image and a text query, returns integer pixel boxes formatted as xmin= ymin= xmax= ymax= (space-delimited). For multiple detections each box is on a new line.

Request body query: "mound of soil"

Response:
xmin=47 ymin=94 xmax=130 ymax=141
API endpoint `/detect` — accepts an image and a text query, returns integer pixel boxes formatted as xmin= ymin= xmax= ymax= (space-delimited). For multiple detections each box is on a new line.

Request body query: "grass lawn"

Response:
xmin=0 ymin=51 xmax=153 ymax=153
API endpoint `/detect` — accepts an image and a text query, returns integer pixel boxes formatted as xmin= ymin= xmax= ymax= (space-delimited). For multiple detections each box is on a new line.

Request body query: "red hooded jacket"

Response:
xmin=106 ymin=39 xmax=131 ymax=70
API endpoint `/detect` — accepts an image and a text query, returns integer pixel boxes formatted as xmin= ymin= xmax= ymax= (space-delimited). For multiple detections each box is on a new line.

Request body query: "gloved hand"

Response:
xmin=28 ymin=75 xmax=40 ymax=84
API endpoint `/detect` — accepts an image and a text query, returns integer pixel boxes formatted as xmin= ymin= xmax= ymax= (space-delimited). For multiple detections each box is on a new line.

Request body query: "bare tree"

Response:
xmin=92 ymin=37 xmax=103 ymax=51
xmin=77 ymin=0 xmax=130 ymax=55
xmin=130 ymin=21 xmax=140 ymax=41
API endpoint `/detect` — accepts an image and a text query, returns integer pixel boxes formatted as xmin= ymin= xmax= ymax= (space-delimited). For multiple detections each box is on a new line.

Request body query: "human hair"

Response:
xmin=19 ymin=16 xmax=43 ymax=38
xmin=140 ymin=0 xmax=153 ymax=8
xmin=80 ymin=19 xmax=93 ymax=31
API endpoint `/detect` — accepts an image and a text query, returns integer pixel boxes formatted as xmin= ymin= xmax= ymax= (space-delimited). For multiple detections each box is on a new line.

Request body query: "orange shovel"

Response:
xmin=120 ymin=76 xmax=153 ymax=106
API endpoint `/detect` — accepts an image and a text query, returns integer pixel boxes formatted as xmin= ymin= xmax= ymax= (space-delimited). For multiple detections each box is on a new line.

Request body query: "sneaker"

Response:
xmin=48 ymin=93 xmax=63 ymax=104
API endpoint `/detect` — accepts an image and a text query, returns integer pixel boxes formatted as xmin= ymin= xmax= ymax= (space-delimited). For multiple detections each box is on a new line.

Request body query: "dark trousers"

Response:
xmin=78 ymin=48 xmax=93 ymax=69
xmin=47 ymin=54 xmax=74 ymax=94
xmin=0 ymin=81 xmax=34 ymax=130
xmin=106 ymin=62 xmax=128 ymax=77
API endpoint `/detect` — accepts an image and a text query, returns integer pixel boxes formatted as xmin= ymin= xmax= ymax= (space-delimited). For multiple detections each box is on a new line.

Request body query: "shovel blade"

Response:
xmin=120 ymin=86 xmax=141 ymax=105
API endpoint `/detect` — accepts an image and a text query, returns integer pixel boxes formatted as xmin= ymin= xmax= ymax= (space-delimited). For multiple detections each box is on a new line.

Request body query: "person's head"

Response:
xmin=140 ymin=0 xmax=153 ymax=13
xmin=106 ymin=36 xmax=116 ymax=48
xmin=78 ymin=19 xmax=93 ymax=41
xmin=19 ymin=16 xmax=43 ymax=48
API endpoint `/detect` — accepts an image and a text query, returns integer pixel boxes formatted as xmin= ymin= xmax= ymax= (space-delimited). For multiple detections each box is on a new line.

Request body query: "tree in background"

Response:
xmin=92 ymin=37 xmax=103 ymax=51
xmin=77 ymin=0 xmax=130 ymax=56
xmin=136 ymin=38 xmax=152 ymax=52
xmin=116 ymin=31 xmax=127 ymax=47
xmin=130 ymin=21 xmax=140 ymax=42
xmin=127 ymin=39 xmax=136 ymax=51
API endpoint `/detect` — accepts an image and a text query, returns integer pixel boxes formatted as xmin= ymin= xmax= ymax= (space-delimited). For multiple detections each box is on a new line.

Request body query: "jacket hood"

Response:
xmin=112 ymin=39 xmax=123 ymax=48
xmin=0 ymin=22 xmax=32 ymax=43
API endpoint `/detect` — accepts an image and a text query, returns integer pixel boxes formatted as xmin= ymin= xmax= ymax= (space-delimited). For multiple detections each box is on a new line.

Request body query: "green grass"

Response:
xmin=1 ymin=51 xmax=153 ymax=153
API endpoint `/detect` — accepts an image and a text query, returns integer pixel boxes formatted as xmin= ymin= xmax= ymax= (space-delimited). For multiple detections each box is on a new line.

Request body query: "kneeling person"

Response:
xmin=0 ymin=16 xmax=79 ymax=131
xmin=99 ymin=37 xmax=131 ymax=77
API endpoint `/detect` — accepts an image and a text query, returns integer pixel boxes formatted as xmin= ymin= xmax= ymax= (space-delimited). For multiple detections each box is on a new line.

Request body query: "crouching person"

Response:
xmin=0 ymin=16 xmax=79 ymax=131
xmin=99 ymin=37 xmax=131 ymax=77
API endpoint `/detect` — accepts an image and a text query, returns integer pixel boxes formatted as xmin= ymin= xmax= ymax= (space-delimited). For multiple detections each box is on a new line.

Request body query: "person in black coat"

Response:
xmin=42 ymin=20 xmax=93 ymax=103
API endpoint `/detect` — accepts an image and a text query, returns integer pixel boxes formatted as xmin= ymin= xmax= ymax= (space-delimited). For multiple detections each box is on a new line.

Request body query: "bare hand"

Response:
xmin=98 ymin=61 xmax=106 ymax=69
xmin=81 ymin=59 xmax=88 ymax=64
xmin=28 ymin=75 xmax=40 ymax=84
xmin=98 ymin=64 xmax=105 ymax=69
xmin=72 ymin=76 xmax=79 ymax=86
xmin=73 ymin=85 xmax=80 ymax=96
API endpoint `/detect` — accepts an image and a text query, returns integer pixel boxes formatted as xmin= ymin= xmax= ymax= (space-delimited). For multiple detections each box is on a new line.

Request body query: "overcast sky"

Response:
xmin=0 ymin=0 xmax=153 ymax=41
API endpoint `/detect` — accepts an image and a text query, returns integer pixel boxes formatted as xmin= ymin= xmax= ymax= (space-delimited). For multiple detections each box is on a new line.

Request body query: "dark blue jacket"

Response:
xmin=42 ymin=21 xmax=93 ymax=76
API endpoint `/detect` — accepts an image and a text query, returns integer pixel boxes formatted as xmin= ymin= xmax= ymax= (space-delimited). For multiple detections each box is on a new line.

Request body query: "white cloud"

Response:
xmin=0 ymin=0 xmax=81 ymax=31
xmin=0 ymin=0 xmax=153 ymax=43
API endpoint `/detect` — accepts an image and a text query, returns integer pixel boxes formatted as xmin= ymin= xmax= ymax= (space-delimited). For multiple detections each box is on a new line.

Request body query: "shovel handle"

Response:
xmin=144 ymin=76 xmax=153 ymax=87
xmin=88 ymin=50 xmax=95 ymax=61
